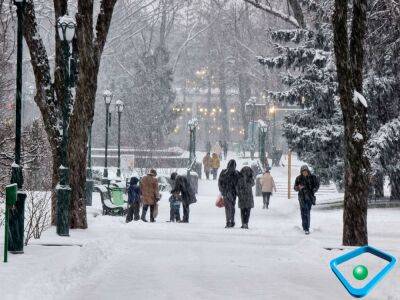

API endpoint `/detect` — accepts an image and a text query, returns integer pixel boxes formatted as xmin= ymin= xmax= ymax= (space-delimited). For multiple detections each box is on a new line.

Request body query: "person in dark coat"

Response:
xmin=218 ymin=159 xmax=240 ymax=228
xmin=168 ymin=172 xmax=181 ymax=222
xmin=236 ymin=166 xmax=255 ymax=229
xmin=222 ymin=141 xmax=228 ymax=160
xmin=170 ymin=174 xmax=197 ymax=223
xmin=126 ymin=177 xmax=141 ymax=223
xmin=294 ymin=165 xmax=320 ymax=235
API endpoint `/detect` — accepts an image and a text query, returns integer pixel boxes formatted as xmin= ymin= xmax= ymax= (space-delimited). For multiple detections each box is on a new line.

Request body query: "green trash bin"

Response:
xmin=110 ymin=188 xmax=125 ymax=206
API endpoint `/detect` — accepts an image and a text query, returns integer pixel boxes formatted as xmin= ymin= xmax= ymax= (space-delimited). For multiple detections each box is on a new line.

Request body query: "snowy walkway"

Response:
xmin=1 ymin=163 xmax=400 ymax=300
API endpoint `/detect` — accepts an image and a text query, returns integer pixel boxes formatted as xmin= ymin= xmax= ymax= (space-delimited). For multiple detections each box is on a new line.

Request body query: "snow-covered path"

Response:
xmin=1 ymin=164 xmax=400 ymax=300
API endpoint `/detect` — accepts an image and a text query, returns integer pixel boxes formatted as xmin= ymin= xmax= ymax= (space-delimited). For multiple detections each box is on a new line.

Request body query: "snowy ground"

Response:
xmin=1 ymin=156 xmax=399 ymax=300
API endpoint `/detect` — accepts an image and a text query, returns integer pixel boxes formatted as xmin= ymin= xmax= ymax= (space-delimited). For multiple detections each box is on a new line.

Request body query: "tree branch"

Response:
xmin=94 ymin=0 xmax=118 ymax=60
xmin=243 ymin=0 xmax=300 ymax=28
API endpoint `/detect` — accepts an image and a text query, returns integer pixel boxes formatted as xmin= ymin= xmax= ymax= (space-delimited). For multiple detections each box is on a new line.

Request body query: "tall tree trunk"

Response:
xmin=218 ymin=61 xmax=229 ymax=143
xmin=373 ymin=172 xmax=384 ymax=199
xmin=287 ymin=0 xmax=306 ymax=28
xmin=333 ymin=0 xmax=369 ymax=246
xmin=23 ymin=0 xmax=118 ymax=229
xmin=238 ymin=73 xmax=251 ymax=140
xmin=389 ymin=170 xmax=400 ymax=201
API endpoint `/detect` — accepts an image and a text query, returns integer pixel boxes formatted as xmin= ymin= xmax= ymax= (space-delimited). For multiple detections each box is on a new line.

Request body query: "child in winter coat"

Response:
xmin=126 ymin=177 xmax=141 ymax=223
xmin=168 ymin=172 xmax=181 ymax=222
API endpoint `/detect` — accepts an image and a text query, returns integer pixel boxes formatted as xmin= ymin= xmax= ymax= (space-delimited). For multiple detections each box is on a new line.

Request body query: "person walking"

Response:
xmin=294 ymin=165 xmax=320 ymax=235
xmin=218 ymin=159 xmax=240 ymax=228
xmin=171 ymin=174 xmax=197 ymax=223
xmin=168 ymin=172 xmax=181 ymax=222
xmin=260 ymin=167 xmax=277 ymax=209
xmin=202 ymin=152 xmax=212 ymax=180
xmin=222 ymin=141 xmax=228 ymax=160
xmin=237 ymin=166 xmax=255 ymax=229
xmin=213 ymin=141 xmax=222 ymax=160
xmin=211 ymin=153 xmax=220 ymax=180
xmin=126 ymin=177 xmax=141 ymax=223
xmin=140 ymin=169 xmax=160 ymax=222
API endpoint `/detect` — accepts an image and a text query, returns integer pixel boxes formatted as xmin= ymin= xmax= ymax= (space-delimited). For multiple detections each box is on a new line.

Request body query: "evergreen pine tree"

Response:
xmin=258 ymin=1 xmax=344 ymax=186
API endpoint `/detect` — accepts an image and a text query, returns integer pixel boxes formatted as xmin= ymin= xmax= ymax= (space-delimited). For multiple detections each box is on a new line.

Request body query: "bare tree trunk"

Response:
xmin=23 ymin=0 xmax=118 ymax=229
xmin=373 ymin=172 xmax=384 ymax=199
xmin=389 ymin=170 xmax=400 ymax=201
xmin=218 ymin=61 xmax=229 ymax=143
xmin=333 ymin=0 xmax=369 ymax=246
xmin=287 ymin=0 xmax=305 ymax=28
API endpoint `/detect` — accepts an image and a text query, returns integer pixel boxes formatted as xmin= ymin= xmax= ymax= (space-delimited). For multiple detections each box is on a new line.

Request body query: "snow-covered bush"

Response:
xmin=24 ymin=191 xmax=51 ymax=246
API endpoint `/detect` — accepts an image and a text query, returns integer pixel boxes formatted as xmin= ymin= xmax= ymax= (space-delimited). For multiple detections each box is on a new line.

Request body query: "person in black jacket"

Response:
xmin=237 ymin=166 xmax=255 ymax=229
xmin=126 ymin=177 xmax=141 ymax=223
xmin=218 ymin=159 xmax=240 ymax=228
xmin=294 ymin=165 xmax=320 ymax=235
xmin=170 ymin=174 xmax=197 ymax=223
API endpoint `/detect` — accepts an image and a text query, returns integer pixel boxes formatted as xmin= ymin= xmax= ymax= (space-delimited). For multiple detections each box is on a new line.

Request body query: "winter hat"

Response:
xmin=130 ymin=177 xmax=139 ymax=185
xmin=300 ymin=165 xmax=310 ymax=173
xmin=149 ymin=169 xmax=157 ymax=176
xmin=170 ymin=172 xmax=177 ymax=180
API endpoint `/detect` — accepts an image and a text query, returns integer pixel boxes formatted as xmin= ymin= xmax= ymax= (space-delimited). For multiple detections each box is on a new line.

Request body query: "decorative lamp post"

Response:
xmin=187 ymin=118 xmax=198 ymax=173
xmin=269 ymin=105 xmax=276 ymax=149
xmin=258 ymin=120 xmax=268 ymax=169
xmin=187 ymin=118 xmax=199 ymax=193
xmin=115 ymin=100 xmax=124 ymax=178
xmin=102 ymin=89 xmax=113 ymax=182
xmin=56 ymin=15 xmax=76 ymax=236
xmin=8 ymin=0 xmax=27 ymax=253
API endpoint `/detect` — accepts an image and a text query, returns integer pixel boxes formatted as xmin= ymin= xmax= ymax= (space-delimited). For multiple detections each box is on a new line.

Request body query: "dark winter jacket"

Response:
xmin=294 ymin=166 xmax=320 ymax=205
xmin=128 ymin=177 xmax=141 ymax=204
xmin=218 ymin=159 xmax=240 ymax=201
xmin=171 ymin=175 xmax=197 ymax=205
xmin=237 ymin=166 xmax=255 ymax=209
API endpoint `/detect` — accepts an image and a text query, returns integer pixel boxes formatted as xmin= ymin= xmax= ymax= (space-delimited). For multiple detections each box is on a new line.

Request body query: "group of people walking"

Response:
xmin=125 ymin=169 xmax=197 ymax=224
xmin=217 ymin=159 xmax=319 ymax=234
xmin=125 ymin=157 xmax=320 ymax=236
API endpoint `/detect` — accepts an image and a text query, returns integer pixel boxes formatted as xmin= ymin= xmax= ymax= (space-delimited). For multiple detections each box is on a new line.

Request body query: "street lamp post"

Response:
xmin=8 ymin=0 xmax=27 ymax=253
xmin=56 ymin=15 xmax=76 ymax=236
xmin=103 ymin=90 xmax=113 ymax=182
xmin=269 ymin=105 xmax=276 ymax=149
xmin=187 ymin=118 xmax=199 ymax=193
xmin=115 ymin=100 xmax=124 ymax=178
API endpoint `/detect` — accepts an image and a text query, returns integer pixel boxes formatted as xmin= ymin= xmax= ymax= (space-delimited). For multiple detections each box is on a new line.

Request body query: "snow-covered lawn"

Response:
xmin=1 ymin=160 xmax=399 ymax=300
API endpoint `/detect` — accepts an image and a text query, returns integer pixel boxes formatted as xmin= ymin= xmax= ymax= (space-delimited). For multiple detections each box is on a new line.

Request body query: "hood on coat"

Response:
xmin=227 ymin=159 xmax=237 ymax=171
xmin=240 ymin=166 xmax=254 ymax=182
xmin=130 ymin=177 xmax=139 ymax=185
xmin=300 ymin=165 xmax=310 ymax=174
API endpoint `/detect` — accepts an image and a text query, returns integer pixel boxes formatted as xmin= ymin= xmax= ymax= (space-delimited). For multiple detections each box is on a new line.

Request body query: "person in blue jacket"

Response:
xmin=126 ymin=177 xmax=141 ymax=223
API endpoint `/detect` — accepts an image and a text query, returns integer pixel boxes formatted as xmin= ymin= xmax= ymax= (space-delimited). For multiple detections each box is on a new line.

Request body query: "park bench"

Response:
xmin=93 ymin=185 xmax=127 ymax=216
